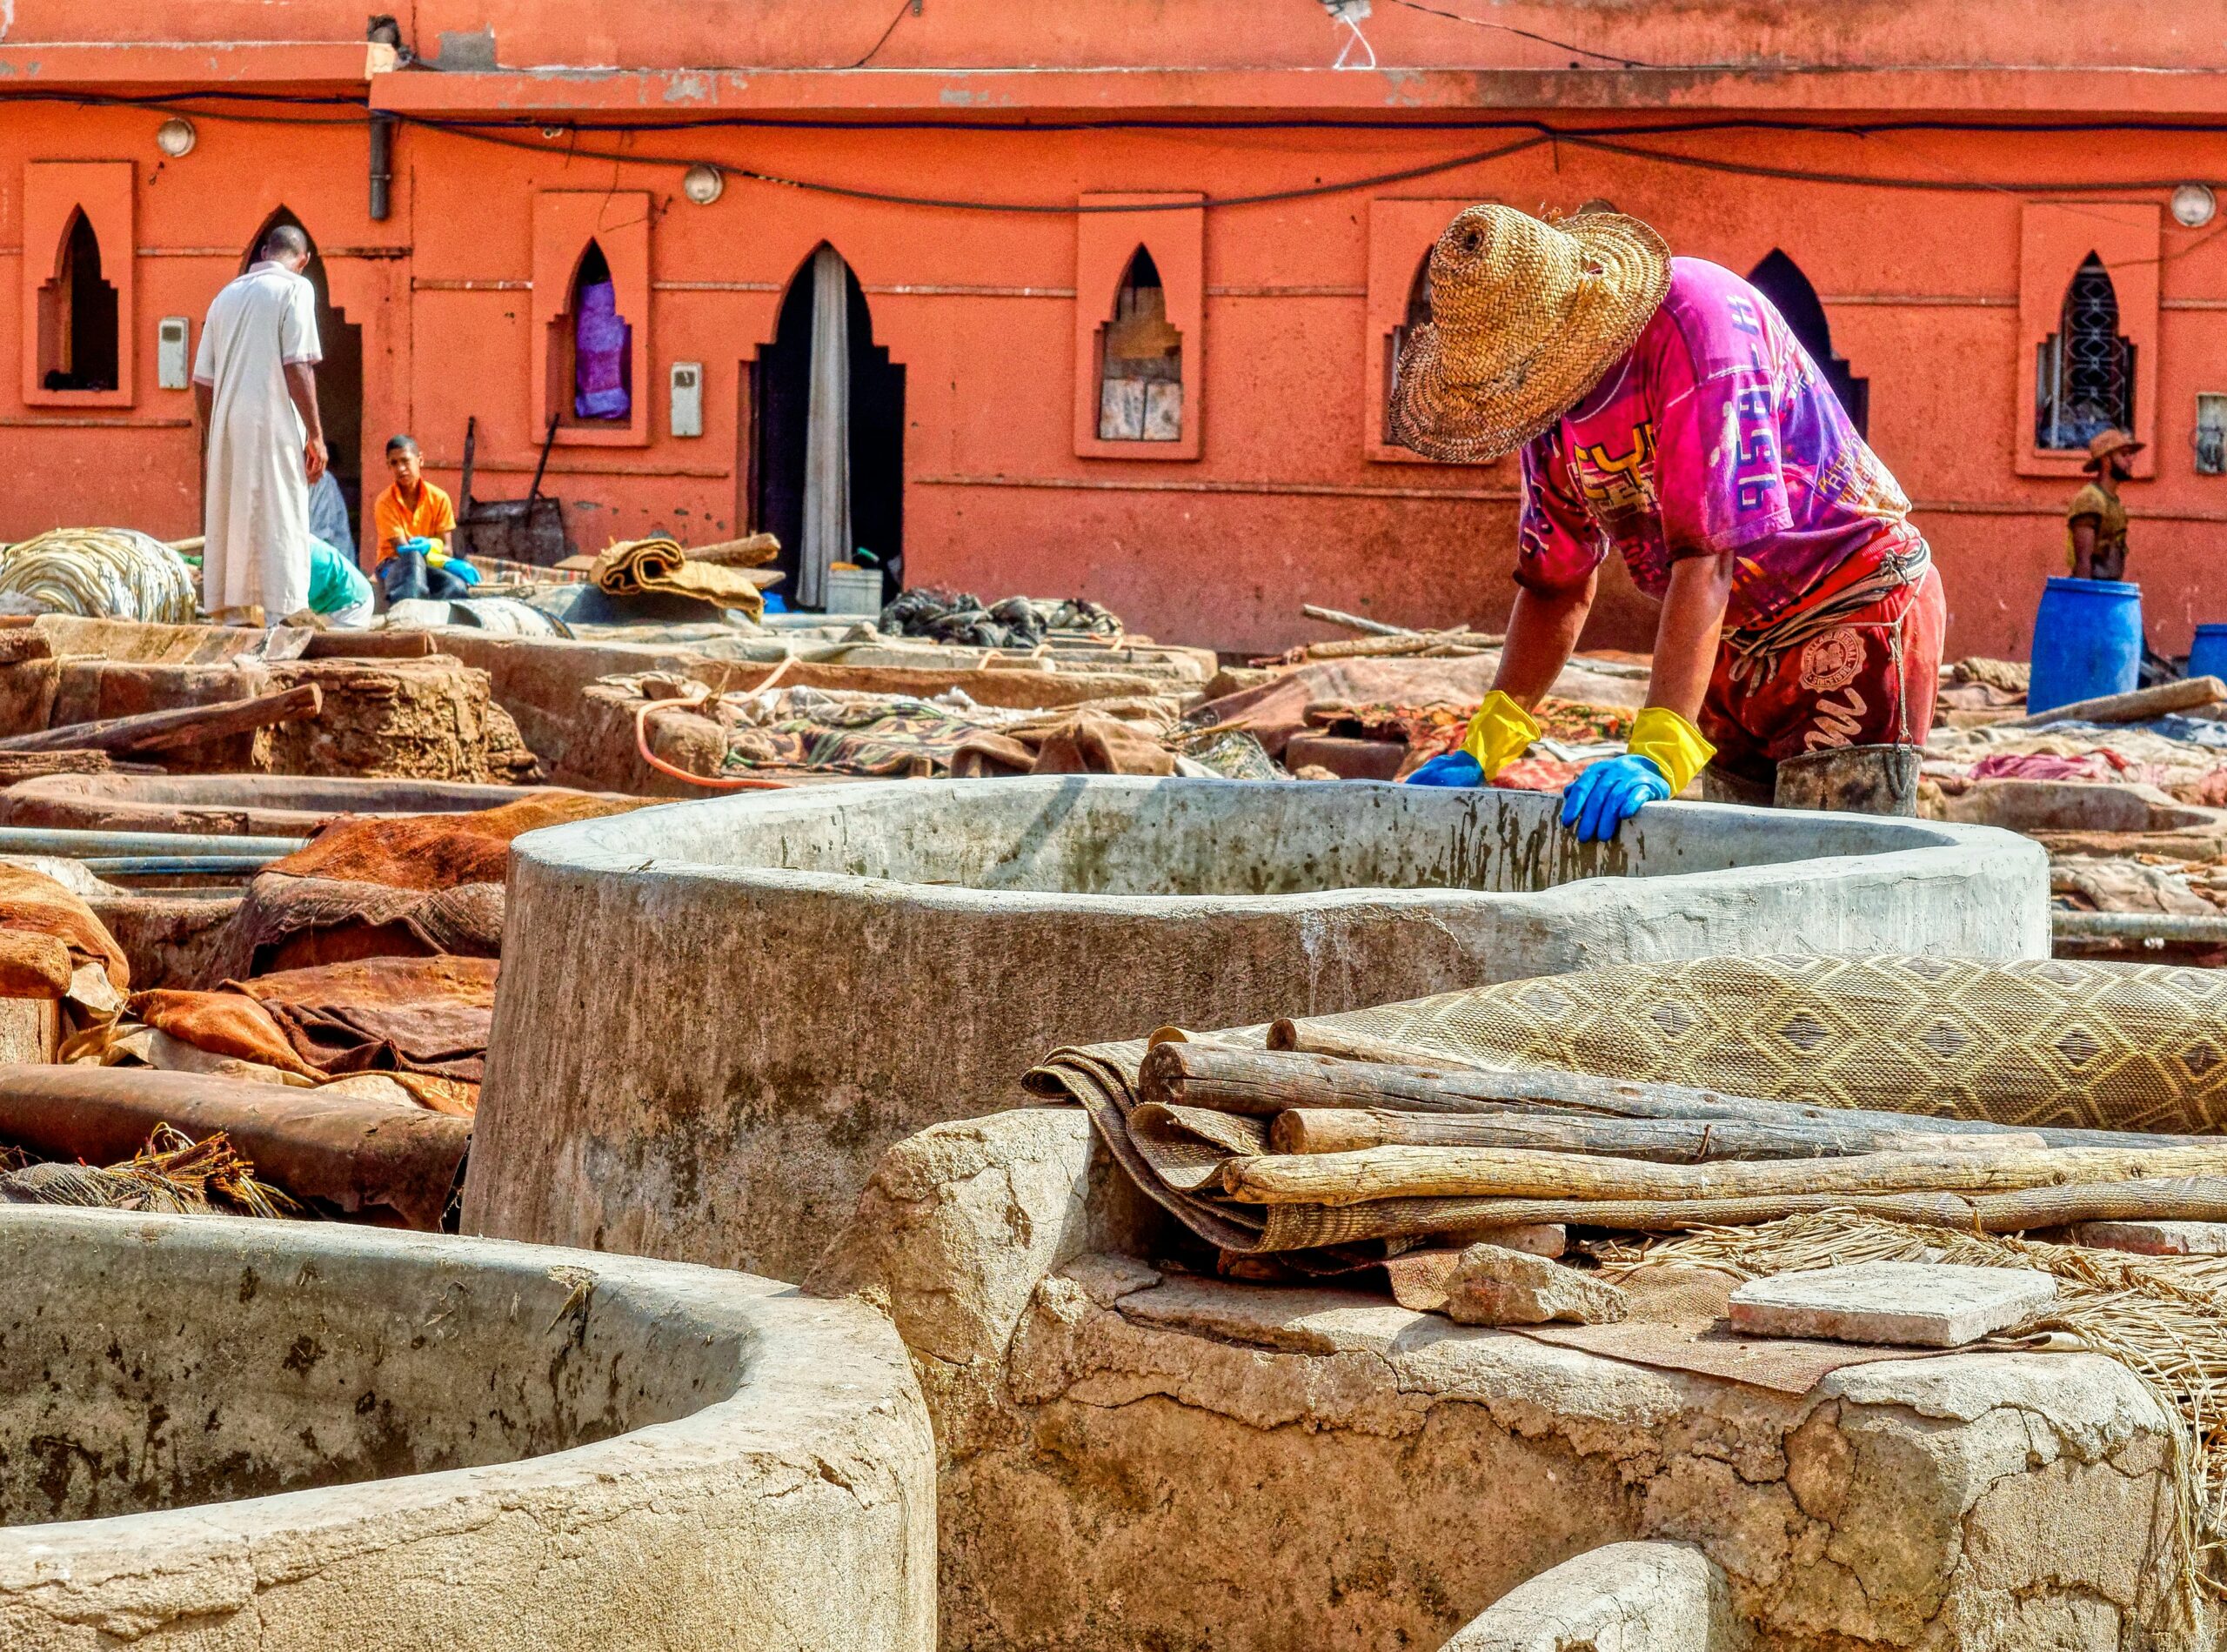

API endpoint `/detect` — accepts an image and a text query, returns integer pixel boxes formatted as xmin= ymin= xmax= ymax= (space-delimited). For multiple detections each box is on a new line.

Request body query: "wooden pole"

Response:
xmin=1267 ymin=1107 xmax=2048 ymax=1161
xmin=1142 ymin=1041 xmax=2197 ymax=1150
xmin=1219 ymin=1140 xmax=2227 ymax=1207
xmin=2007 ymin=674 xmax=2226 ymax=727
xmin=0 ymin=684 xmax=321 ymax=756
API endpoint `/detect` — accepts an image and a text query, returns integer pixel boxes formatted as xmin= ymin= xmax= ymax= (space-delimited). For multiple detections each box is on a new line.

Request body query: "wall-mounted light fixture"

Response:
xmin=2172 ymin=183 xmax=2217 ymax=229
xmin=682 ymin=164 xmax=725 ymax=206
xmin=155 ymin=117 xmax=197 ymax=159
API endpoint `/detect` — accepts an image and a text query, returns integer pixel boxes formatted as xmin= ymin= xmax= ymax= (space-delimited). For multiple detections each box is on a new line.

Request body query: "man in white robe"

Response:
xmin=193 ymin=225 xmax=326 ymax=624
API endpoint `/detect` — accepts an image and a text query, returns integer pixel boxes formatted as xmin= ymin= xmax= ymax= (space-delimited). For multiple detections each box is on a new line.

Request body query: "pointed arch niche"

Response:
xmin=23 ymin=162 xmax=134 ymax=407
xmin=532 ymin=192 xmax=651 ymax=446
xmin=1745 ymin=250 xmax=1868 ymax=438
xmin=2016 ymin=203 xmax=2157 ymax=478
xmin=1074 ymin=193 xmax=1201 ymax=459
xmin=1365 ymin=198 xmax=1489 ymax=462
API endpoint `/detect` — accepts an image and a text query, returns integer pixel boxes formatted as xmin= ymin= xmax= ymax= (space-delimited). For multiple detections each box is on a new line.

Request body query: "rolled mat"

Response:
xmin=1025 ymin=956 xmax=2227 ymax=1266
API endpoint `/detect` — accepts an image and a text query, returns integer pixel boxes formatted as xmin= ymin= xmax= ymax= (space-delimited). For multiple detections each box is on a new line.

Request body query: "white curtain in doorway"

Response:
xmin=799 ymin=244 xmax=851 ymax=611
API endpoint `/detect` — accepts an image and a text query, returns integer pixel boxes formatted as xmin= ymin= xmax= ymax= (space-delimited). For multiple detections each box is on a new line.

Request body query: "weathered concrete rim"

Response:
xmin=512 ymin=776 xmax=2036 ymax=921
xmin=0 ymin=1207 xmax=932 ymax=1612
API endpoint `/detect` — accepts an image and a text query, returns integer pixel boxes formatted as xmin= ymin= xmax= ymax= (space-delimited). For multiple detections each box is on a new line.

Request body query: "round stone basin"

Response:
xmin=465 ymin=777 xmax=2047 ymax=1282
xmin=0 ymin=774 xmax=612 ymax=837
xmin=0 ymin=1207 xmax=933 ymax=1650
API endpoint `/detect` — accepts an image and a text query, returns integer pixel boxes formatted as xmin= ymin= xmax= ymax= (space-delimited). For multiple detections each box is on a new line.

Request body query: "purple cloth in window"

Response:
xmin=573 ymin=278 xmax=632 ymax=420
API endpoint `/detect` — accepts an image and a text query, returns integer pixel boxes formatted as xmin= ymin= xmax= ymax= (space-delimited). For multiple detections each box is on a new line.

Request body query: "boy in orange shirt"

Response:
xmin=371 ymin=433 xmax=457 ymax=563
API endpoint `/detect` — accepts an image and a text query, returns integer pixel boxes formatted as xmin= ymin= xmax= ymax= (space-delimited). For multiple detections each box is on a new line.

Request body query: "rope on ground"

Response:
xmin=632 ymin=657 xmax=796 ymax=791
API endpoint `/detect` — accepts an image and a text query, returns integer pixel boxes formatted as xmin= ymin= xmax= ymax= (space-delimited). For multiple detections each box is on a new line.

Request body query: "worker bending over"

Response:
xmin=1393 ymin=204 xmax=1944 ymax=840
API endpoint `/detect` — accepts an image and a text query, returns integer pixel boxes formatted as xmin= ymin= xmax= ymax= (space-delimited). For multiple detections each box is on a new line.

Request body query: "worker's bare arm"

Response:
xmin=2070 ymin=516 xmax=2100 ymax=581
xmin=192 ymin=382 xmax=212 ymax=453
xmin=1491 ymin=573 xmax=1595 ymax=709
xmin=284 ymin=362 xmax=329 ymax=485
xmin=1647 ymin=552 xmax=1735 ymax=723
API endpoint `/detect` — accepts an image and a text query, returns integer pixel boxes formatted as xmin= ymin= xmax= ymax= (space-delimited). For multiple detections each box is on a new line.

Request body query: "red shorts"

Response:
xmin=1700 ymin=549 xmax=1946 ymax=791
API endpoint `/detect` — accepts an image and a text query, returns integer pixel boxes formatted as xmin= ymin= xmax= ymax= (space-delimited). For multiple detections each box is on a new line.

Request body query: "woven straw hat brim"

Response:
xmin=1390 ymin=212 xmax=1672 ymax=465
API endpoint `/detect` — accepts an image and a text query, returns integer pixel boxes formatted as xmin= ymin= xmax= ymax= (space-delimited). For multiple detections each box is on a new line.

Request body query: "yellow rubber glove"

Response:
xmin=1458 ymin=689 xmax=1542 ymax=782
xmin=1625 ymin=706 xmax=1716 ymax=797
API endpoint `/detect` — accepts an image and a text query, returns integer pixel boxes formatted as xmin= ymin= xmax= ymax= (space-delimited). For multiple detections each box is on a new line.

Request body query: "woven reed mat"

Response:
xmin=1023 ymin=956 xmax=2227 ymax=1268
xmin=1304 ymin=955 xmax=2227 ymax=1135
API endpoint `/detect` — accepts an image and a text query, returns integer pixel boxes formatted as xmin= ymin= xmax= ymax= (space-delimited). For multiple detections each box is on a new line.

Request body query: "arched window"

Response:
xmin=1382 ymin=252 xmax=1433 ymax=445
xmin=559 ymin=240 xmax=632 ymax=423
xmin=2036 ymin=252 xmax=2134 ymax=450
xmin=1096 ymin=246 xmax=1182 ymax=442
xmin=38 ymin=209 xmax=119 ymax=392
xmin=1746 ymin=250 xmax=1868 ymax=438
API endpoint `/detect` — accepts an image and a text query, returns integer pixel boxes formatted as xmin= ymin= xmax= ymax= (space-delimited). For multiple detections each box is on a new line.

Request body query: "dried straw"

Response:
xmin=0 ymin=1124 xmax=299 ymax=1218
xmin=1597 ymin=1212 xmax=2227 ymax=1624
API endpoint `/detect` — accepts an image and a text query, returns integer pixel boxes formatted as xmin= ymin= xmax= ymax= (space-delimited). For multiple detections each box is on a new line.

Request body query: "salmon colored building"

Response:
xmin=0 ymin=1 xmax=2223 ymax=656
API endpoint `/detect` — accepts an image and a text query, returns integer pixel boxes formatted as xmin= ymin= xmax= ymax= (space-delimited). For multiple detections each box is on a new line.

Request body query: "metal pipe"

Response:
xmin=2053 ymin=911 xmax=2227 ymax=944
xmin=0 ymin=826 xmax=305 ymax=859
xmin=370 ymin=112 xmax=397 ymax=222
xmin=77 ymin=856 xmax=280 ymax=878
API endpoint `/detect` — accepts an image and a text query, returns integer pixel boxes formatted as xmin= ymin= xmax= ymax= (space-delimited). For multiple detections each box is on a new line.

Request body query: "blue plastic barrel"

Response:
xmin=2190 ymin=624 xmax=2227 ymax=685
xmin=2028 ymin=577 xmax=2143 ymax=715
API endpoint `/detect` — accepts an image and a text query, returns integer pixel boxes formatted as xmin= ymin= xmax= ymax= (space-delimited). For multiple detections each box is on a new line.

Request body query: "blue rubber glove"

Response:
xmin=1560 ymin=753 xmax=1671 ymax=841
xmin=1404 ymin=751 xmax=1485 ymax=788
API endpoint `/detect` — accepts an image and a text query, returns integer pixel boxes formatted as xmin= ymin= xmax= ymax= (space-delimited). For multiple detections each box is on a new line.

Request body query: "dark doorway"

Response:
xmin=1747 ymin=250 xmax=1868 ymax=438
xmin=242 ymin=210 xmax=365 ymax=541
xmin=39 ymin=210 xmax=119 ymax=391
xmin=752 ymin=247 xmax=905 ymax=606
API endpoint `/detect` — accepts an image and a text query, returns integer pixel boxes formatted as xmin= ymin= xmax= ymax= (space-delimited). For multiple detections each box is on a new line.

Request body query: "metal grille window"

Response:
xmin=2036 ymin=253 xmax=2136 ymax=450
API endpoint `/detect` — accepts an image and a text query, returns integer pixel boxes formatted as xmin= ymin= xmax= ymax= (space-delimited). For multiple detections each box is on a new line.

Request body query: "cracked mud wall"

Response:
xmin=814 ymin=1108 xmax=2190 ymax=1652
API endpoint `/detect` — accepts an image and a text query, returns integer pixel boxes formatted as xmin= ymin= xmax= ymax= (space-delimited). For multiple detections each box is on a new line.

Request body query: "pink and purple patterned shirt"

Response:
xmin=1515 ymin=257 xmax=1917 ymax=631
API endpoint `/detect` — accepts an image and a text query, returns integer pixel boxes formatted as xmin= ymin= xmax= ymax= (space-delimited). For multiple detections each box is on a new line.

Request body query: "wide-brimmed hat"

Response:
xmin=2082 ymin=428 xmax=2143 ymax=472
xmin=1390 ymin=204 xmax=1672 ymax=464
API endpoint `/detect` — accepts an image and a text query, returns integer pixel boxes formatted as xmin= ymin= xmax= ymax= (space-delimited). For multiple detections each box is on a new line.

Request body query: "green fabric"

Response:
xmin=306 ymin=537 xmax=372 ymax=616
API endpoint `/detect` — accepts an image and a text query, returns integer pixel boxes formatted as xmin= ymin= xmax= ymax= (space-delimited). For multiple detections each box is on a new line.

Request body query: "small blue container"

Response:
xmin=2189 ymin=624 xmax=2227 ymax=685
xmin=2028 ymin=577 xmax=2143 ymax=715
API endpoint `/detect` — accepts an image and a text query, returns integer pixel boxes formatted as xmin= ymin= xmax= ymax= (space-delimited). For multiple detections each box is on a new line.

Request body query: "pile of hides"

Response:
xmin=0 ymin=860 xmax=132 ymax=1020
xmin=578 ymin=533 xmax=777 ymax=623
xmin=1030 ymin=953 xmax=2227 ymax=1269
xmin=712 ymin=684 xmax=1209 ymax=779
xmin=1936 ymin=655 xmax=2030 ymax=719
xmin=1302 ymin=694 xmax=1634 ymax=787
xmin=879 ymin=588 xmax=1121 ymax=649
xmin=0 ymin=1123 xmax=293 ymax=1217
xmin=0 ymin=528 xmax=198 ymax=624
xmin=84 ymin=955 xmax=497 ymax=1114
xmin=1929 ymin=721 xmax=2227 ymax=805
xmin=222 ymin=792 xmax=646 ymax=974
xmin=951 ymin=706 xmax=1252 ymax=779
xmin=1185 ymin=653 xmax=1644 ymax=762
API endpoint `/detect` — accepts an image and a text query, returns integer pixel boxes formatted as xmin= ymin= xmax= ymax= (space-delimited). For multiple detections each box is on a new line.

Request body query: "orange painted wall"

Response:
xmin=0 ymin=3 xmax=2223 ymax=658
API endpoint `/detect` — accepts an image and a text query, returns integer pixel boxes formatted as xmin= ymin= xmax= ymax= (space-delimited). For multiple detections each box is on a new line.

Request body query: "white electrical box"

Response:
xmin=157 ymin=318 xmax=191 ymax=391
xmin=670 ymin=361 xmax=703 ymax=438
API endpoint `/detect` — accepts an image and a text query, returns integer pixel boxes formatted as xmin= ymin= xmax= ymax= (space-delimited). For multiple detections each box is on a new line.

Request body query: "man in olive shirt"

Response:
xmin=2068 ymin=428 xmax=2140 ymax=582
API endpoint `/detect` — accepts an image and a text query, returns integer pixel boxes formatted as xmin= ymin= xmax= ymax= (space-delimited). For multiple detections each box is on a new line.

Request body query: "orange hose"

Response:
xmin=633 ymin=657 xmax=798 ymax=792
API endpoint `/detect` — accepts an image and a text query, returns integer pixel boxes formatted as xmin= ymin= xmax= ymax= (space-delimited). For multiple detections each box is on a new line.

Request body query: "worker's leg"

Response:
xmin=1728 ymin=565 xmax=1946 ymax=771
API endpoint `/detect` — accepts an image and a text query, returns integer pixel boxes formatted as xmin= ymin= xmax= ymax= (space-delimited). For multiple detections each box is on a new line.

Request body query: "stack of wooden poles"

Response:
xmin=1142 ymin=1026 xmax=2227 ymax=1241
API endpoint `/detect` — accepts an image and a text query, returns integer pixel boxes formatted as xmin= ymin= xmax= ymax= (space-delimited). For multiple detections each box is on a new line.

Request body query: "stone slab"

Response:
xmin=2063 ymin=1219 xmax=2227 ymax=1256
xmin=1729 ymin=1261 xmax=2056 ymax=1348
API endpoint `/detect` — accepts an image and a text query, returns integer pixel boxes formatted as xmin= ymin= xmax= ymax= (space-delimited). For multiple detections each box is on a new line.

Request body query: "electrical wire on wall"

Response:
xmin=4 ymin=87 xmax=2225 ymax=219
xmin=1321 ymin=0 xmax=1378 ymax=70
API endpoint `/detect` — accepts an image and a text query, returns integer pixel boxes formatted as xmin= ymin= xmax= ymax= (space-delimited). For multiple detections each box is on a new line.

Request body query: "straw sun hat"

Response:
xmin=1390 ymin=204 xmax=1672 ymax=464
